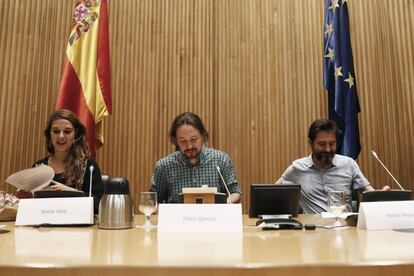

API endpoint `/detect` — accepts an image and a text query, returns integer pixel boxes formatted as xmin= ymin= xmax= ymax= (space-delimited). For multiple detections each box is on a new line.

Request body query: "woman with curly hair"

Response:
xmin=31 ymin=109 xmax=103 ymax=213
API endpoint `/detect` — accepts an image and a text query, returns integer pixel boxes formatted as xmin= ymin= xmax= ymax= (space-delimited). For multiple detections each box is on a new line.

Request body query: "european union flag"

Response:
xmin=323 ymin=0 xmax=361 ymax=159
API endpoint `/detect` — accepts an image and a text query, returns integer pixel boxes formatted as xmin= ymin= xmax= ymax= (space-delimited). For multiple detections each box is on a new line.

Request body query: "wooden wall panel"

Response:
xmin=350 ymin=0 xmax=414 ymax=189
xmin=0 ymin=0 xmax=72 ymax=188
xmin=0 ymin=0 xmax=413 ymax=213
xmin=214 ymin=0 xmax=326 ymax=206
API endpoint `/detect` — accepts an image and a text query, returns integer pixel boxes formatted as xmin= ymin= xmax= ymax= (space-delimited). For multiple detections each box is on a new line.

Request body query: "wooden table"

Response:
xmin=0 ymin=215 xmax=413 ymax=276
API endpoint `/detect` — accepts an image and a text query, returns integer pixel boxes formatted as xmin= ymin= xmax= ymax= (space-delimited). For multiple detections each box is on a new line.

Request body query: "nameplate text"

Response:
xmin=158 ymin=204 xmax=242 ymax=233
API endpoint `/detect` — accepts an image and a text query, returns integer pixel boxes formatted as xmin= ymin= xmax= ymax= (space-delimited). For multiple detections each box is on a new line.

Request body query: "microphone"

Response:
xmin=216 ymin=166 xmax=232 ymax=204
xmin=89 ymin=165 xmax=94 ymax=197
xmin=370 ymin=150 xmax=404 ymax=190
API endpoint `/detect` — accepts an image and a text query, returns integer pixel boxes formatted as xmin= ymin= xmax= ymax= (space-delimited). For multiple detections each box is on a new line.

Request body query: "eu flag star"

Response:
xmin=325 ymin=23 xmax=334 ymax=37
xmin=334 ymin=66 xmax=343 ymax=79
xmin=344 ymin=72 xmax=355 ymax=89
xmin=329 ymin=0 xmax=340 ymax=11
xmin=325 ymin=48 xmax=335 ymax=61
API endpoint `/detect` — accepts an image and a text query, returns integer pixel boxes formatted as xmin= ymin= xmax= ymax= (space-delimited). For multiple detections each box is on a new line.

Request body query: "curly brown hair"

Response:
xmin=44 ymin=109 xmax=90 ymax=189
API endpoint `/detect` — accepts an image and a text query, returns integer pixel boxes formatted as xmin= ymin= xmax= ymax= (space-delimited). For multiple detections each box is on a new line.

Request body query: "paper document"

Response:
xmin=6 ymin=165 xmax=54 ymax=192
xmin=321 ymin=212 xmax=356 ymax=219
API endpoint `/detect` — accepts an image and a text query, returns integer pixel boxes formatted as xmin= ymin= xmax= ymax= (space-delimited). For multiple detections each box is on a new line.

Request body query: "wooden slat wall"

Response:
xmin=1 ymin=0 xmax=413 ymax=212
xmin=353 ymin=0 xmax=414 ymax=190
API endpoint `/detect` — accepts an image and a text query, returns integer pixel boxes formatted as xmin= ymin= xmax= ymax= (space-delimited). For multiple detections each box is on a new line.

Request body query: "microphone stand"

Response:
xmin=371 ymin=150 xmax=404 ymax=190
xmin=216 ymin=166 xmax=232 ymax=204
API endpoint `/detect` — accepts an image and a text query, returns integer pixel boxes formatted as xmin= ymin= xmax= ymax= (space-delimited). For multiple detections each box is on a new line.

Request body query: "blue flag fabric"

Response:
xmin=323 ymin=0 xmax=361 ymax=159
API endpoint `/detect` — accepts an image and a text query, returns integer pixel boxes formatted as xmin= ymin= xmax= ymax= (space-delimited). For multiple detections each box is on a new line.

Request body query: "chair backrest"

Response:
xmin=350 ymin=189 xmax=412 ymax=213
xmin=351 ymin=189 xmax=359 ymax=212
xmin=361 ymin=190 xmax=412 ymax=203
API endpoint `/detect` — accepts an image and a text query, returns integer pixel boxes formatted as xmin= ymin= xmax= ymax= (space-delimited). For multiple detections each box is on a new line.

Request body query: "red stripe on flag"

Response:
xmin=57 ymin=58 xmax=97 ymax=157
xmin=97 ymin=0 xmax=112 ymax=113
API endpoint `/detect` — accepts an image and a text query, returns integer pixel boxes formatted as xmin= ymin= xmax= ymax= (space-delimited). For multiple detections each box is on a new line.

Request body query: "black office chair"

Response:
xmin=353 ymin=188 xmax=412 ymax=210
xmin=351 ymin=189 xmax=359 ymax=212
xmin=361 ymin=190 xmax=412 ymax=203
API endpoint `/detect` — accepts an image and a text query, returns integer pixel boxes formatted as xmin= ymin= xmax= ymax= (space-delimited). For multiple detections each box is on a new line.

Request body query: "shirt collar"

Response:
xmin=305 ymin=155 xmax=314 ymax=168
xmin=198 ymin=145 xmax=207 ymax=162
xmin=331 ymin=154 xmax=339 ymax=166
xmin=307 ymin=154 xmax=338 ymax=169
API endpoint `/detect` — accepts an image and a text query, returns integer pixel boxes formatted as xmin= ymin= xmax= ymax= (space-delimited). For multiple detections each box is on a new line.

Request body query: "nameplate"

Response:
xmin=357 ymin=201 xmax=414 ymax=230
xmin=158 ymin=204 xmax=242 ymax=233
xmin=15 ymin=197 xmax=94 ymax=226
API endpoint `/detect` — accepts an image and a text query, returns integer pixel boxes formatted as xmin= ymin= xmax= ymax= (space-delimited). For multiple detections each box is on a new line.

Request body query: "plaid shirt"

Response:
xmin=150 ymin=146 xmax=240 ymax=203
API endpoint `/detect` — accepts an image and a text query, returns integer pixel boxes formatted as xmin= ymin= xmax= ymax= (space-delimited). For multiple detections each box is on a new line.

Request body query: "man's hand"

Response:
xmin=229 ymin=192 xmax=241 ymax=203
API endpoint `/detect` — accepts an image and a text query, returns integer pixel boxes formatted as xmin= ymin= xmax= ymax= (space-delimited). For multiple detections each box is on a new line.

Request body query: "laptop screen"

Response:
xmin=249 ymin=184 xmax=301 ymax=218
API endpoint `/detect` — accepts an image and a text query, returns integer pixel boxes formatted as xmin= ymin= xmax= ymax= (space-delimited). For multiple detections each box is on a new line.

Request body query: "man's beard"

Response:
xmin=313 ymin=151 xmax=335 ymax=164
xmin=183 ymin=148 xmax=200 ymax=160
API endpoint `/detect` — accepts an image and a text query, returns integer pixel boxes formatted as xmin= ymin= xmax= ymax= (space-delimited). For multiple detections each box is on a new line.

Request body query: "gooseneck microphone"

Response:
xmin=89 ymin=165 xmax=94 ymax=197
xmin=370 ymin=150 xmax=404 ymax=190
xmin=216 ymin=166 xmax=232 ymax=204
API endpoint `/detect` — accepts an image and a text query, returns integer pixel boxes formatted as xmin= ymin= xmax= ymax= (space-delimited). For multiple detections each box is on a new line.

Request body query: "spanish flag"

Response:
xmin=57 ymin=0 xmax=112 ymax=157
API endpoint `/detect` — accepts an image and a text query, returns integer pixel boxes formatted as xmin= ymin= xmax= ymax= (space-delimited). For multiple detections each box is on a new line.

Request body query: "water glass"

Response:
xmin=137 ymin=192 xmax=157 ymax=230
xmin=327 ymin=191 xmax=346 ymax=226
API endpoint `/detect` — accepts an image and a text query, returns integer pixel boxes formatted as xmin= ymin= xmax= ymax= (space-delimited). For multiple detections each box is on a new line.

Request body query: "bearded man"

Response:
xmin=276 ymin=119 xmax=388 ymax=213
xmin=150 ymin=112 xmax=241 ymax=204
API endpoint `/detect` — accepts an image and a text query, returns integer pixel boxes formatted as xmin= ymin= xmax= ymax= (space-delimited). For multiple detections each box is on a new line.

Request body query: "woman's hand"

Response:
xmin=48 ymin=182 xmax=64 ymax=191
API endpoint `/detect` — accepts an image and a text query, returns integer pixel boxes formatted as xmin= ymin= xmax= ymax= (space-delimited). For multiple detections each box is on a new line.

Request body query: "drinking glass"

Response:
xmin=137 ymin=192 xmax=157 ymax=230
xmin=327 ymin=191 xmax=346 ymax=226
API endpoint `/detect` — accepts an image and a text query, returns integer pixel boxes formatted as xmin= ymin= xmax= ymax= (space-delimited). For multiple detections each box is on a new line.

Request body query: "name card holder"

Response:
xmin=357 ymin=201 xmax=414 ymax=230
xmin=158 ymin=204 xmax=242 ymax=233
xmin=181 ymin=187 xmax=217 ymax=204
xmin=15 ymin=197 xmax=94 ymax=226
